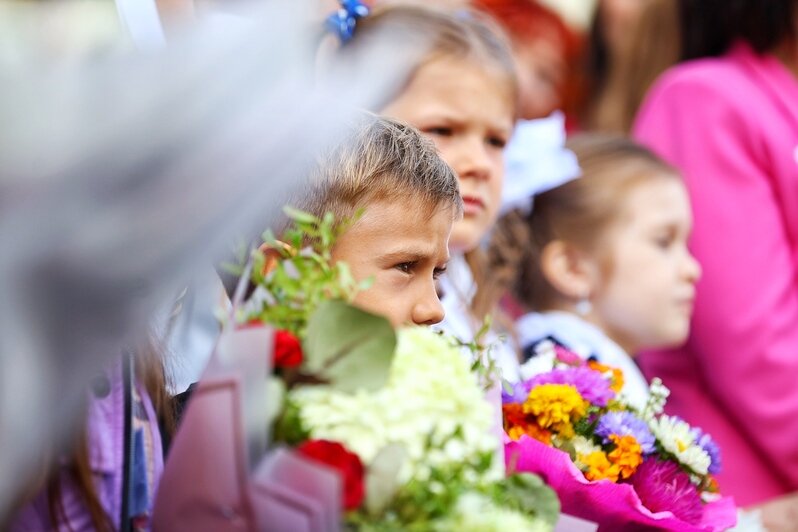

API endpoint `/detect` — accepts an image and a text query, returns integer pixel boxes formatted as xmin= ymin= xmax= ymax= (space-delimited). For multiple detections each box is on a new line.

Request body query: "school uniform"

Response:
xmin=438 ymin=254 xmax=521 ymax=382
xmin=634 ymin=41 xmax=798 ymax=505
xmin=515 ymin=311 xmax=650 ymax=411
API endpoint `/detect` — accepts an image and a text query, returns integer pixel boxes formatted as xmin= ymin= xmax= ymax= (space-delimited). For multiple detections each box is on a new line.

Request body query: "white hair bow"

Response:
xmin=500 ymin=111 xmax=581 ymax=216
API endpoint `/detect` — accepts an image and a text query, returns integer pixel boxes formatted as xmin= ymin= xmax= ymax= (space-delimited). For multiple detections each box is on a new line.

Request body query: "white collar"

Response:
xmin=440 ymin=253 xmax=475 ymax=302
xmin=517 ymin=311 xmax=617 ymax=360
xmin=438 ymin=254 xmax=477 ymax=341
xmin=437 ymin=254 xmax=521 ymax=382
xmin=516 ymin=311 xmax=650 ymax=409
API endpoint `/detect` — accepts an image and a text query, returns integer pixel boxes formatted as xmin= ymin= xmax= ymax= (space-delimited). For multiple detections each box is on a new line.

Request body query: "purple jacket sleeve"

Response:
xmin=634 ymin=66 xmax=798 ymax=487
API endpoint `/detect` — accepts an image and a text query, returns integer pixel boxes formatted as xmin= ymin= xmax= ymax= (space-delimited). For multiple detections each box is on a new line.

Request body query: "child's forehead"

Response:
xmin=610 ymin=177 xmax=691 ymax=230
xmin=358 ymin=196 xmax=457 ymax=224
xmin=337 ymin=198 xmax=454 ymax=260
xmin=414 ymin=55 xmax=516 ymax=111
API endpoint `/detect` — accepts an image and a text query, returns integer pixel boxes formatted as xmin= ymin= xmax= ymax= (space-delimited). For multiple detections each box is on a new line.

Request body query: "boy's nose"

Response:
xmin=412 ymin=291 xmax=445 ymax=326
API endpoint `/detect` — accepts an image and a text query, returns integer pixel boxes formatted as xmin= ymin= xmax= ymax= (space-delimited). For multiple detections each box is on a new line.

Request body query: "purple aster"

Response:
xmin=595 ymin=411 xmax=656 ymax=454
xmin=502 ymin=381 xmax=528 ymax=404
xmin=630 ymin=459 xmax=703 ymax=525
xmin=694 ymin=428 xmax=722 ymax=475
xmin=526 ymin=367 xmax=616 ymax=407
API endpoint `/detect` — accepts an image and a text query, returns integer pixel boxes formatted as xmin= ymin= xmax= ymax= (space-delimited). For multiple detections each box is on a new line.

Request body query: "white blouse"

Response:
xmin=437 ymin=254 xmax=521 ymax=382
xmin=516 ymin=311 xmax=650 ymax=410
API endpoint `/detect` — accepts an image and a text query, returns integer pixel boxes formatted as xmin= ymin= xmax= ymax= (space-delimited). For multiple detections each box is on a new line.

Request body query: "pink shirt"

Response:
xmin=634 ymin=42 xmax=798 ymax=506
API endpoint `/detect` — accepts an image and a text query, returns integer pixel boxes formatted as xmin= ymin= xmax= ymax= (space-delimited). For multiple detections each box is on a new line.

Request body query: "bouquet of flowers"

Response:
xmin=233 ymin=208 xmax=560 ymax=530
xmin=502 ymin=344 xmax=737 ymax=531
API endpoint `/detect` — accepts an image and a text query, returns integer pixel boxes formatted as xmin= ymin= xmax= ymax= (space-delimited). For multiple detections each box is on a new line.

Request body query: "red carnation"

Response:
xmin=296 ymin=440 xmax=365 ymax=510
xmin=273 ymin=330 xmax=303 ymax=369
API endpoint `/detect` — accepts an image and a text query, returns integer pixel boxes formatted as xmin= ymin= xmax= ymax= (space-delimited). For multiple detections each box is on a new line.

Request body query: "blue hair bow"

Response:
xmin=326 ymin=0 xmax=370 ymax=44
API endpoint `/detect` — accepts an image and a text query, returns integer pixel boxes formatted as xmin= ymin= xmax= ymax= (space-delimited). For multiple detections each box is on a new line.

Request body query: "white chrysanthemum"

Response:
xmin=570 ymin=435 xmax=601 ymax=456
xmin=568 ymin=435 xmax=602 ymax=471
xmin=642 ymin=377 xmax=671 ymax=420
xmin=566 ymin=435 xmax=602 ymax=470
xmin=291 ymin=327 xmax=498 ymax=482
xmin=518 ymin=340 xmax=556 ymax=380
xmin=649 ymin=378 xmax=671 ymax=400
xmin=438 ymin=492 xmax=551 ymax=532
xmin=649 ymin=415 xmax=711 ymax=475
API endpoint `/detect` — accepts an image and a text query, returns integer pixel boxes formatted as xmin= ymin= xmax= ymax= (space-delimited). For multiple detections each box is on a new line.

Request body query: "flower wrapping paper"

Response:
xmin=506 ymin=435 xmax=737 ymax=532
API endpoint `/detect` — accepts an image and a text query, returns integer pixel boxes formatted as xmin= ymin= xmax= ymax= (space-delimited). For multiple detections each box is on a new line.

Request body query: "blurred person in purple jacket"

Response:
xmin=10 ymin=344 xmax=175 ymax=532
xmin=633 ymin=0 xmax=798 ymax=509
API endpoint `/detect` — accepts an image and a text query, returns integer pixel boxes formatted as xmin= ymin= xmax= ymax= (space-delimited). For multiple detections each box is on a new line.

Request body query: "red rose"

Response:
xmin=296 ymin=440 xmax=365 ymax=510
xmin=273 ymin=330 xmax=303 ymax=369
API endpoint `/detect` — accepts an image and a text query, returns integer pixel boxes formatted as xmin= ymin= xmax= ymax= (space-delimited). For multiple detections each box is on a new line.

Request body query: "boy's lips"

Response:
xmin=461 ymin=195 xmax=485 ymax=215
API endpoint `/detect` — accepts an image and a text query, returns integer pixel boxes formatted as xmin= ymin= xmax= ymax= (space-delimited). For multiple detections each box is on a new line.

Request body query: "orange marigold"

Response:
xmin=507 ymin=423 xmax=553 ymax=444
xmin=503 ymin=403 xmax=527 ymax=427
xmin=588 ymin=360 xmax=624 ymax=393
xmin=580 ymin=451 xmax=620 ymax=482
xmin=608 ymin=434 xmax=643 ymax=479
xmin=503 ymin=404 xmax=552 ymax=444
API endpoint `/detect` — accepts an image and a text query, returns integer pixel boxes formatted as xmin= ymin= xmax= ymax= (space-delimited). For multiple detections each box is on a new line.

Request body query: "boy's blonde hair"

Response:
xmin=298 ymin=114 xmax=462 ymax=223
xmin=485 ymin=134 xmax=680 ymax=311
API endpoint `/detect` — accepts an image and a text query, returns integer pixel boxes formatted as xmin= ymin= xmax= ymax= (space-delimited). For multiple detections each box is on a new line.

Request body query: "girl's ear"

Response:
xmin=540 ymin=240 xmax=600 ymax=301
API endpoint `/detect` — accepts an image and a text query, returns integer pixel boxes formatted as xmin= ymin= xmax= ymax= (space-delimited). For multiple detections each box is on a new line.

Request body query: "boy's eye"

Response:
xmin=432 ymin=266 xmax=448 ymax=280
xmin=395 ymin=262 xmax=415 ymax=274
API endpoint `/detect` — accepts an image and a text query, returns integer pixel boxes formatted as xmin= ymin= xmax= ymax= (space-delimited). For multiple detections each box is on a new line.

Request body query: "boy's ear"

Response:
xmin=540 ymin=240 xmax=599 ymax=300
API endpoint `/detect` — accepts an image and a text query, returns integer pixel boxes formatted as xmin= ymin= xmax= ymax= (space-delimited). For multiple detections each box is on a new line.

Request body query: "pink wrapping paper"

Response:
xmin=506 ymin=436 xmax=737 ymax=532
xmin=153 ymin=326 xmax=342 ymax=531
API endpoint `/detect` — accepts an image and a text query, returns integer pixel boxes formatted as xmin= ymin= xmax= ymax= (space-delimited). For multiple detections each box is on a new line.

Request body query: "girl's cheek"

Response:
xmin=430 ymin=135 xmax=451 ymax=152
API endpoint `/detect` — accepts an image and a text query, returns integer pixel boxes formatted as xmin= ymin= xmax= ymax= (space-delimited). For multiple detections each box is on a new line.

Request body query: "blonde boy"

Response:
xmin=297 ymin=115 xmax=462 ymax=327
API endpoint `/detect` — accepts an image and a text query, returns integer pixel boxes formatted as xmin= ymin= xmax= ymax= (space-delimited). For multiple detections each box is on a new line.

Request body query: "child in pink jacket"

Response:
xmin=633 ymin=0 xmax=798 ymax=506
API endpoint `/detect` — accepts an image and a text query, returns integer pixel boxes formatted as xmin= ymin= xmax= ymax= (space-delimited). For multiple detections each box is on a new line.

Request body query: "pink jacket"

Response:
xmin=633 ymin=41 xmax=798 ymax=506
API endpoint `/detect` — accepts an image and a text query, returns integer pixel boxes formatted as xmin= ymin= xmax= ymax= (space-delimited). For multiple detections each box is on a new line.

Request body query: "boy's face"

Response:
xmin=331 ymin=199 xmax=453 ymax=327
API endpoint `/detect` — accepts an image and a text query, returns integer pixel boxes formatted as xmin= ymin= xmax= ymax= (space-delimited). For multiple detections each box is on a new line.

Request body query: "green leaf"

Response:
xmin=283 ymin=205 xmax=318 ymax=224
xmin=303 ymin=300 xmax=396 ymax=392
xmin=261 ymin=228 xmax=277 ymax=246
xmin=475 ymin=314 xmax=492 ymax=343
xmin=502 ymin=472 xmax=561 ymax=527
xmin=501 ymin=378 xmax=514 ymax=397
xmin=357 ymin=276 xmax=374 ymax=291
xmin=336 ymin=262 xmax=356 ymax=292
xmin=365 ymin=444 xmax=407 ymax=516
xmin=219 ymin=260 xmax=244 ymax=277
xmin=271 ymin=397 xmax=310 ymax=445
